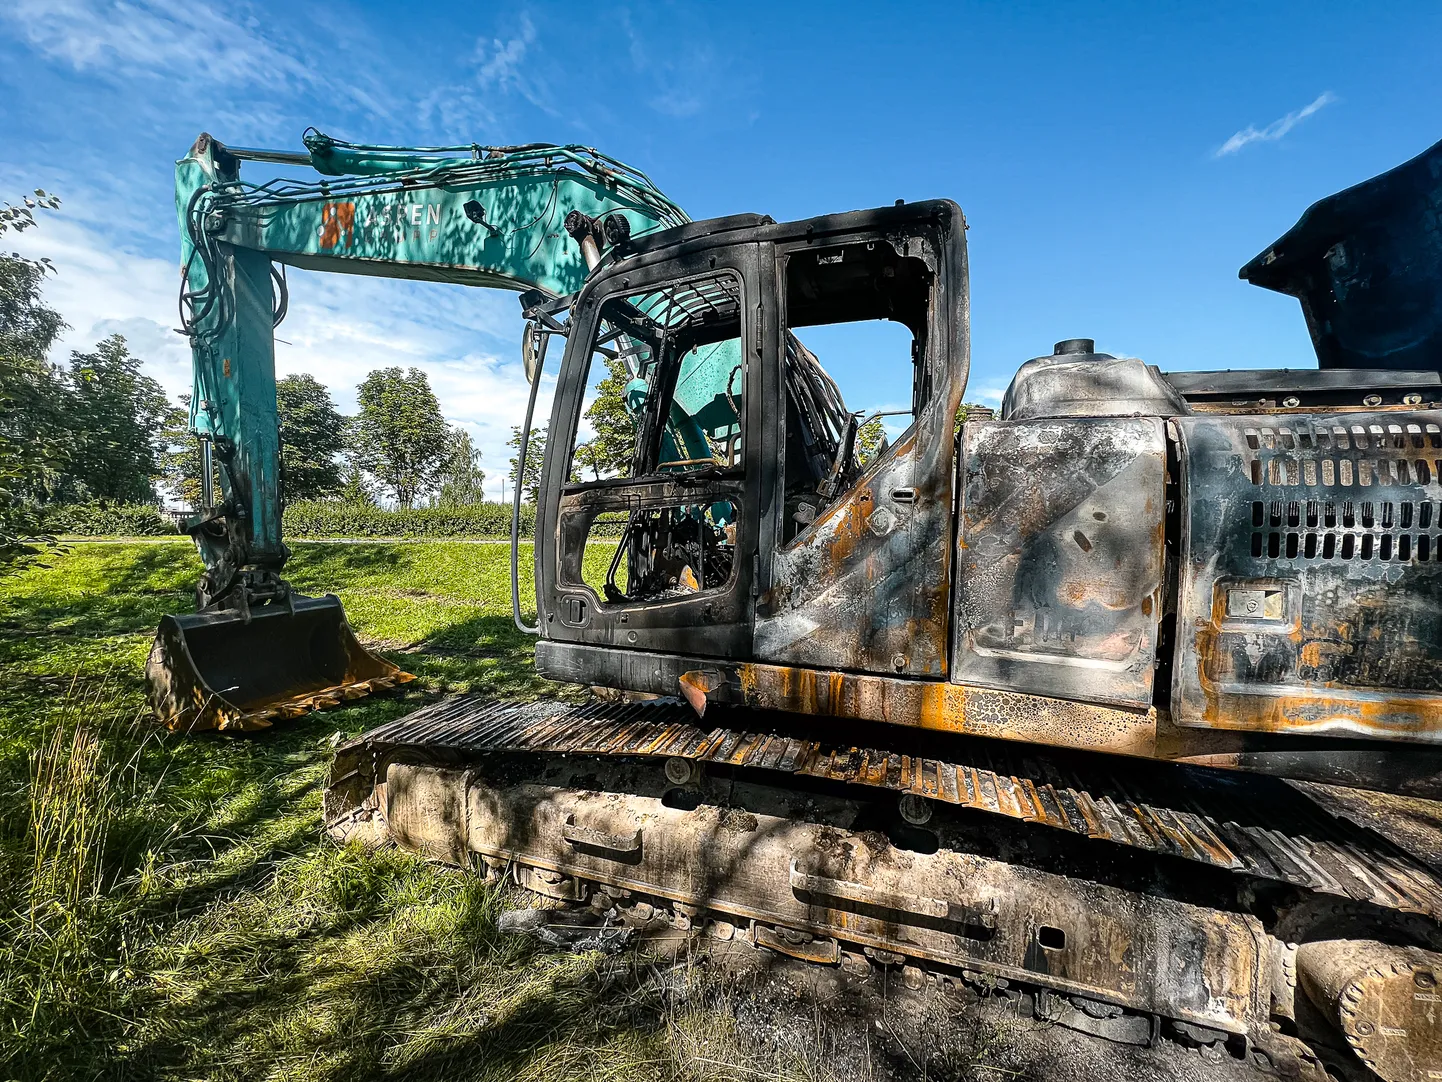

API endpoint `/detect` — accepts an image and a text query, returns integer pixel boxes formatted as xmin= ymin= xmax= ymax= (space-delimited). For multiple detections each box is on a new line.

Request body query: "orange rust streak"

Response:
xmin=736 ymin=662 xmax=1157 ymax=757
xmin=1191 ymin=583 xmax=1442 ymax=740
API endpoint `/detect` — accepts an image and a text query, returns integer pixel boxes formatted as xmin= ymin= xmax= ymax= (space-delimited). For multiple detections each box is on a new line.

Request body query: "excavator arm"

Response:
xmin=149 ymin=130 xmax=687 ymax=731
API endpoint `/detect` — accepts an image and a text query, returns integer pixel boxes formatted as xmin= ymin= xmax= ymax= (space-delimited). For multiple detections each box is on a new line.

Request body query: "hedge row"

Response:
xmin=39 ymin=500 xmax=542 ymax=540
xmin=41 ymin=502 xmax=179 ymax=536
xmin=282 ymin=500 xmax=536 ymax=538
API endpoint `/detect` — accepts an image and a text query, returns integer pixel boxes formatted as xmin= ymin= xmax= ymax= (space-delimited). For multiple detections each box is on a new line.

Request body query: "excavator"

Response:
xmin=148 ymin=129 xmax=1442 ymax=1081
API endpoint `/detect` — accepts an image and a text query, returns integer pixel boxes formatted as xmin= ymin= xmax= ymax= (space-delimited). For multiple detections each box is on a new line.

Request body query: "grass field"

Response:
xmin=0 ymin=541 xmax=842 ymax=1082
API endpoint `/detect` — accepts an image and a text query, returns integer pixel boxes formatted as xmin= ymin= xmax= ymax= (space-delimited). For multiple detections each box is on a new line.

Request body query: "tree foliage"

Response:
xmin=160 ymin=394 xmax=225 ymax=509
xmin=506 ymin=425 xmax=546 ymax=503
xmin=336 ymin=456 xmax=377 ymax=506
xmin=351 ymin=367 xmax=449 ymax=509
xmin=434 ymin=427 xmax=486 ymax=507
xmin=276 ymin=373 xmax=345 ymax=501
xmin=856 ymin=417 xmax=887 ymax=467
xmin=0 ymin=191 xmax=68 ymax=547
xmin=574 ymin=355 xmax=637 ymax=479
xmin=57 ymin=335 xmax=169 ymax=504
xmin=0 ymin=189 xmax=61 ymax=282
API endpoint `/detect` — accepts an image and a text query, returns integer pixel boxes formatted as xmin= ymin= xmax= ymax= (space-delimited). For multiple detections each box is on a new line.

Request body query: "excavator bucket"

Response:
xmin=146 ymin=595 xmax=414 ymax=733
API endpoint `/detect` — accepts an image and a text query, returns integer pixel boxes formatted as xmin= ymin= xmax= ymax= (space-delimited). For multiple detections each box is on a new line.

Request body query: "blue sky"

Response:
xmin=3 ymin=1 xmax=1440 ymax=499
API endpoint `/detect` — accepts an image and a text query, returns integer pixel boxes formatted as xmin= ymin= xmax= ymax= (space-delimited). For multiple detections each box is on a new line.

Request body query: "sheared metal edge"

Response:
xmin=333 ymin=696 xmax=1442 ymax=921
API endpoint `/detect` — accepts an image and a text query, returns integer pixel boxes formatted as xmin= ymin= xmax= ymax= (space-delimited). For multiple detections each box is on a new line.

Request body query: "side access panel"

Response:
xmin=1173 ymin=411 xmax=1442 ymax=742
xmin=952 ymin=417 xmax=1166 ymax=709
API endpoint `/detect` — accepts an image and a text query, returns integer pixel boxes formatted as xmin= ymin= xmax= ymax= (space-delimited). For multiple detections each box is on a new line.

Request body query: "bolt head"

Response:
xmin=663 ymin=757 xmax=693 ymax=786
xmin=898 ymin=793 xmax=932 ymax=826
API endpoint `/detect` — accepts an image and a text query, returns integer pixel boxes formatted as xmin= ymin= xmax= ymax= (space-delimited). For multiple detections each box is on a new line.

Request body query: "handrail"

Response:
xmin=511 ymin=334 xmax=550 ymax=636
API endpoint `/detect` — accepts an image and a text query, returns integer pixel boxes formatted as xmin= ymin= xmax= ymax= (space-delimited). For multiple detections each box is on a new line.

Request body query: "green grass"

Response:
xmin=0 ymin=541 xmax=828 ymax=1082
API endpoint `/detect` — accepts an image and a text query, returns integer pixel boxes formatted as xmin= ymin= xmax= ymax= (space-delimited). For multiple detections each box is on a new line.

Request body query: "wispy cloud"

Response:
xmin=475 ymin=13 xmax=536 ymax=92
xmin=4 ymin=0 xmax=310 ymax=89
xmin=1215 ymin=91 xmax=1337 ymax=158
xmin=471 ymin=12 xmax=560 ymax=120
xmin=0 ymin=0 xmax=392 ymax=129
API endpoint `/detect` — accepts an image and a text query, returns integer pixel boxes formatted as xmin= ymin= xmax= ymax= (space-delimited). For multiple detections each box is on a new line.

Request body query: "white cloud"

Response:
xmin=971 ymin=384 xmax=1008 ymax=409
xmin=1215 ymin=91 xmax=1337 ymax=158
xmin=4 ymin=0 xmax=311 ymax=89
xmin=0 ymin=0 xmax=391 ymax=131
xmin=5 ymin=210 xmax=193 ymax=391
xmin=475 ymin=12 xmax=536 ymax=91
xmin=469 ymin=12 xmax=560 ymax=120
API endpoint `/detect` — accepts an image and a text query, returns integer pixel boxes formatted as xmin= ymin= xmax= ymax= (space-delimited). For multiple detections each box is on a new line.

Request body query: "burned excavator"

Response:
xmin=151 ymin=130 xmax=1442 ymax=1080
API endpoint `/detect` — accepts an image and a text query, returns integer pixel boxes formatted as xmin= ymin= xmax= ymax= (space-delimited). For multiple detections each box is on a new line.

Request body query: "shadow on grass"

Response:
xmin=105 ymin=826 xmax=712 ymax=1082
xmin=0 ymin=541 xmax=629 ymax=1082
xmin=284 ymin=542 xmax=408 ymax=589
xmin=0 ymin=543 xmax=199 ymax=638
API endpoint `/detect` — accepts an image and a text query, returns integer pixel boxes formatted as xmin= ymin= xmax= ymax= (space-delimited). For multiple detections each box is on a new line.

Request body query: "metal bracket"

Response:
xmin=561 ymin=814 xmax=642 ymax=856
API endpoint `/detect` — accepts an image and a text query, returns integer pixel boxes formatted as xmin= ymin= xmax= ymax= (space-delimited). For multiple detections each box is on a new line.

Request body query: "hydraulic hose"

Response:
xmin=511 ymin=334 xmax=549 ymax=636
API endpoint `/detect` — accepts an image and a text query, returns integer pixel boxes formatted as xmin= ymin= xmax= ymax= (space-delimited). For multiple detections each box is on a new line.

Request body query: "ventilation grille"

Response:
xmin=1250 ymin=499 xmax=1439 ymax=562
xmin=1245 ymin=421 xmax=1442 ymax=488
xmin=1243 ymin=420 xmax=1442 ymax=563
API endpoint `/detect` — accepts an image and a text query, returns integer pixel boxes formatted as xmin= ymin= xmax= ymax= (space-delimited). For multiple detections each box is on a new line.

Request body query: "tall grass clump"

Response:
xmin=0 ymin=676 xmax=150 ymax=1075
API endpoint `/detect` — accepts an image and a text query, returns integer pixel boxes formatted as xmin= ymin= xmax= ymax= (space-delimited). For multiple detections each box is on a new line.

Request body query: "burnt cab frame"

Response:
xmin=535 ymin=201 xmax=970 ymax=676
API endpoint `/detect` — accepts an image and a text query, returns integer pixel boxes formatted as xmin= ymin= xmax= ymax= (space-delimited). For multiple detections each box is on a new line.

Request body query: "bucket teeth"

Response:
xmin=145 ymin=594 xmax=414 ymax=733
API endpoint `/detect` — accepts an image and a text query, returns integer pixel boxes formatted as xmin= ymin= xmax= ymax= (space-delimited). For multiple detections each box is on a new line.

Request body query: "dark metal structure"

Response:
xmin=170 ymin=133 xmax=1442 ymax=1080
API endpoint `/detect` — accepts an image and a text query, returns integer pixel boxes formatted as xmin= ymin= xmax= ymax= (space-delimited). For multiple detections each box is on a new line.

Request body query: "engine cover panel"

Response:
xmin=1174 ymin=411 xmax=1442 ymax=742
xmin=952 ymin=417 xmax=1166 ymax=708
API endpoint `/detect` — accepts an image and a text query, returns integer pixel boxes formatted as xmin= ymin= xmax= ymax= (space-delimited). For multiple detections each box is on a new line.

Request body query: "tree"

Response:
xmin=336 ymin=460 xmax=376 ymax=506
xmin=0 ymin=190 xmax=68 ymax=545
xmin=856 ymin=417 xmax=887 ymax=467
xmin=276 ymin=373 xmax=345 ymax=501
xmin=575 ymin=355 xmax=637 ymax=478
xmin=955 ymin=401 xmax=989 ymax=434
xmin=572 ymin=439 xmax=607 ymax=482
xmin=161 ymin=395 xmax=204 ymax=507
xmin=434 ymin=426 xmax=486 ymax=507
xmin=57 ymin=334 xmax=169 ymax=504
xmin=351 ymin=367 xmax=449 ymax=509
xmin=0 ymin=190 xmax=61 ymax=287
xmin=506 ymin=425 xmax=546 ymax=503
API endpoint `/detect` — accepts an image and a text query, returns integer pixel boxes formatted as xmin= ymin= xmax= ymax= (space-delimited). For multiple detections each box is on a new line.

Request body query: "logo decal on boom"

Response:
xmin=319 ymin=202 xmax=356 ymax=250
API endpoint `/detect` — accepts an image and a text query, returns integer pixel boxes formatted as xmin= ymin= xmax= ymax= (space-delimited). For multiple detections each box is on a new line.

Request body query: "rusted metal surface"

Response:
xmin=536 ymin=642 xmax=1161 ymax=755
xmin=145 ymin=596 xmax=413 ymax=732
xmin=326 ymin=696 xmax=1442 ymax=921
xmin=1173 ymin=412 xmax=1442 ymax=743
xmin=953 ymin=416 xmax=1167 ymax=708
xmin=754 ymin=214 xmax=967 ymax=681
xmin=756 ymin=428 xmax=955 ymax=678
xmin=361 ymin=756 xmax=1271 ymax=1036
xmin=540 ymin=641 xmax=1442 ymax=796
xmin=1296 ymin=938 xmax=1442 ymax=1082
xmin=735 ymin=660 xmax=1159 ymax=754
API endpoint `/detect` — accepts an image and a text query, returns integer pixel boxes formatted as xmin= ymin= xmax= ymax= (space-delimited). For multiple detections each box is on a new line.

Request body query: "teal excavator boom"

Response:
xmin=148 ymin=130 xmax=690 ymax=731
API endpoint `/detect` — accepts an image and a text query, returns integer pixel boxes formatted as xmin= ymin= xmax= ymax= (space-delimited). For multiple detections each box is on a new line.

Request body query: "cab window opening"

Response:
xmin=779 ymin=237 xmax=935 ymax=544
xmin=560 ymin=269 xmax=746 ymax=604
